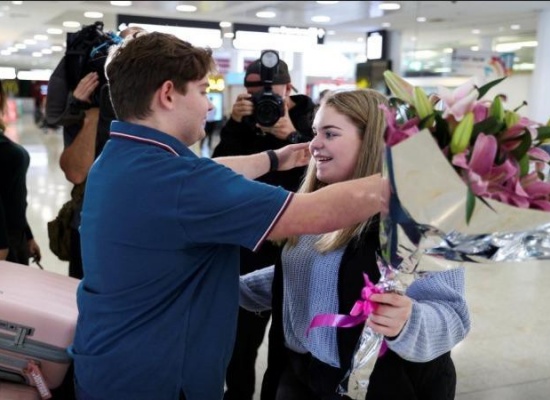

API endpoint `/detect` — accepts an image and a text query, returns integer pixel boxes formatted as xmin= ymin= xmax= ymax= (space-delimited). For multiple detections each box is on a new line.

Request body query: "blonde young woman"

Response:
xmin=240 ymin=89 xmax=470 ymax=400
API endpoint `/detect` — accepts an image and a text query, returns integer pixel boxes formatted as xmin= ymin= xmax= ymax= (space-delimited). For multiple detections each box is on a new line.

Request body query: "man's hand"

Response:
xmin=366 ymin=292 xmax=413 ymax=338
xmin=73 ymin=72 xmax=100 ymax=103
xmin=257 ymin=102 xmax=295 ymax=141
xmin=230 ymin=93 xmax=254 ymax=123
xmin=0 ymin=248 xmax=8 ymax=261
xmin=27 ymin=238 xmax=41 ymax=263
xmin=273 ymin=142 xmax=311 ymax=171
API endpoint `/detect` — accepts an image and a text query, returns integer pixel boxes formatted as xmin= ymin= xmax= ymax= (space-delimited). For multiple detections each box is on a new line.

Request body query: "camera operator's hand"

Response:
xmin=273 ymin=142 xmax=311 ymax=171
xmin=73 ymin=72 xmax=100 ymax=103
xmin=231 ymin=93 xmax=254 ymax=123
xmin=257 ymin=102 xmax=296 ymax=141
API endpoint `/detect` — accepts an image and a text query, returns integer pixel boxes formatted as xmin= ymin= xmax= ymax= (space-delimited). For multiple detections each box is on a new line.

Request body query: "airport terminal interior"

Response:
xmin=2 ymin=1 xmax=550 ymax=399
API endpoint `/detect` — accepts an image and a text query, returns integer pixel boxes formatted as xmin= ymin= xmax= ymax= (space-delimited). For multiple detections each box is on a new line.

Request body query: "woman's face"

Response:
xmin=310 ymin=103 xmax=362 ymax=184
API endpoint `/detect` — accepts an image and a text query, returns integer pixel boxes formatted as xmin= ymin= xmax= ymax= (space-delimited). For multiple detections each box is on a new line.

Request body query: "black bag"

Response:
xmin=47 ymin=183 xmax=85 ymax=261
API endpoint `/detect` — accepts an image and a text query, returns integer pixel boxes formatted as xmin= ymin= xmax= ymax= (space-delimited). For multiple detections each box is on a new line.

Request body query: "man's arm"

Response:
xmin=214 ymin=142 xmax=310 ymax=180
xmin=268 ymin=174 xmax=387 ymax=240
xmin=59 ymin=108 xmax=99 ymax=184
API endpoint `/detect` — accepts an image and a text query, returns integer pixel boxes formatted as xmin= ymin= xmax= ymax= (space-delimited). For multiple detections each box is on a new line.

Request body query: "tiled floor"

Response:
xmin=10 ymin=112 xmax=550 ymax=399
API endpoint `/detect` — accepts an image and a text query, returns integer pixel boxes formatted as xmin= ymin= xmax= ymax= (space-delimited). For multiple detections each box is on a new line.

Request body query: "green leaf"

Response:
xmin=433 ymin=113 xmax=451 ymax=149
xmin=466 ymin=188 xmax=476 ymax=225
xmin=472 ymin=116 xmax=502 ymax=139
xmin=476 ymin=77 xmax=507 ymax=99
xmin=536 ymin=126 xmax=550 ymax=142
xmin=518 ymin=154 xmax=529 ymax=177
xmin=510 ymin=130 xmax=532 ymax=161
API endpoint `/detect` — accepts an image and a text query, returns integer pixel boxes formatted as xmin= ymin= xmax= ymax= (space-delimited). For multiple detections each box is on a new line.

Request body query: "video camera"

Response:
xmin=248 ymin=49 xmax=285 ymax=127
xmin=65 ymin=21 xmax=121 ymax=108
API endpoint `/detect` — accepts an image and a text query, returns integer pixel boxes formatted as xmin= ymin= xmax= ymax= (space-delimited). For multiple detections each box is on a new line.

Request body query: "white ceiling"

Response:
xmin=0 ymin=1 xmax=549 ymax=72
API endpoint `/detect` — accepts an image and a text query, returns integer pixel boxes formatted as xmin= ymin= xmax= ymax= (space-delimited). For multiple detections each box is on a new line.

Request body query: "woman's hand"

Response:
xmin=367 ymin=292 xmax=413 ymax=338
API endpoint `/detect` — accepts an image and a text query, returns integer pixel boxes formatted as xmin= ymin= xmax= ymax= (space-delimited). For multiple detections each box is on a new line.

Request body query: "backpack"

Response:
xmin=64 ymin=21 xmax=121 ymax=95
xmin=47 ymin=182 xmax=86 ymax=261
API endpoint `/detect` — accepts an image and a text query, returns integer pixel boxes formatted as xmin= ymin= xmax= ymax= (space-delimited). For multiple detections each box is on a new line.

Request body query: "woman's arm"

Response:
xmin=239 ymin=265 xmax=275 ymax=312
xmin=384 ymin=267 xmax=471 ymax=362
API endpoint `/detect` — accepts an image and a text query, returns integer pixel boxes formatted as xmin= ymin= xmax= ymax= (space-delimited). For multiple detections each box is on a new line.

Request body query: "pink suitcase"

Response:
xmin=0 ymin=381 xmax=40 ymax=400
xmin=0 ymin=261 xmax=79 ymax=399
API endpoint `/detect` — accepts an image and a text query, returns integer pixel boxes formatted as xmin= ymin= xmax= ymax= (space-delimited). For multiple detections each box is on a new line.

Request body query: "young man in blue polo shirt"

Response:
xmin=71 ymin=32 xmax=386 ymax=400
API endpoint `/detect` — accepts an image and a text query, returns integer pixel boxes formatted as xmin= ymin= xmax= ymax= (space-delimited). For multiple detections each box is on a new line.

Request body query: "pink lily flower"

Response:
xmin=438 ymin=80 xmax=479 ymax=121
xmin=380 ymin=104 xmax=420 ymax=147
xmin=452 ymin=133 xmax=519 ymax=200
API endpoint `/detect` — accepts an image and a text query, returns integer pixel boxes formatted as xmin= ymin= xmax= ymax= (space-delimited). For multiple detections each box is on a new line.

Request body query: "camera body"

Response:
xmin=249 ymin=50 xmax=285 ymax=127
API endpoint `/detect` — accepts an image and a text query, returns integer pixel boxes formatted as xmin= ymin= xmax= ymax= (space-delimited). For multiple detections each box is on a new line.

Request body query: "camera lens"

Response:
xmin=256 ymin=99 xmax=283 ymax=127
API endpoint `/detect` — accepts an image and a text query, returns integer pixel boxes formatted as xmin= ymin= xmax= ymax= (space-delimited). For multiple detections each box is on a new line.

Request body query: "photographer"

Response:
xmin=212 ymin=52 xmax=315 ymax=400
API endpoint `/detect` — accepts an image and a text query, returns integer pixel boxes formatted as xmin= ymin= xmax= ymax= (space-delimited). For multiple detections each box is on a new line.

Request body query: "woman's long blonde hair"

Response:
xmin=288 ymin=88 xmax=389 ymax=253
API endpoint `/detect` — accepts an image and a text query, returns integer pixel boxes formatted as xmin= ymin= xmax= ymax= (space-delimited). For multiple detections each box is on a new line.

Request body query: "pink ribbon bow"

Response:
xmin=307 ymin=273 xmax=387 ymax=356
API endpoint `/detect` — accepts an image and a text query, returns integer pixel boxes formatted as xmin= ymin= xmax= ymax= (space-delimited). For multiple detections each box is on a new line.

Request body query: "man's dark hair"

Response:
xmin=106 ymin=32 xmax=216 ymax=121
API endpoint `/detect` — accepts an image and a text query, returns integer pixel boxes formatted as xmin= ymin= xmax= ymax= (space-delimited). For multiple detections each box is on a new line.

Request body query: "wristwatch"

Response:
xmin=288 ymin=131 xmax=303 ymax=144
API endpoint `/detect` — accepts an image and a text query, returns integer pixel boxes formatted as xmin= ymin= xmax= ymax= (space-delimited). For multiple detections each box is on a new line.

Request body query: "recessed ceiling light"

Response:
xmin=51 ymin=45 xmax=63 ymax=52
xmin=41 ymin=49 xmax=53 ymax=54
xmin=219 ymin=21 xmax=232 ymax=28
xmin=316 ymin=1 xmax=339 ymax=4
xmin=24 ymin=39 xmax=37 ymax=45
xmin=416 ymin=17 xmax=427 ymax=22
xmin=510 ymin=24 xmax=520 ymax=30
xmin=472 ymin=29 xmax=480 ymax=34
xmin=110 ymin=1 xmax=132 ymax=6
xmin=311 ymin=15 xmax=330 ymax=23
xmin=32 ymin=52 xmax=43 ymax=57
xmin=34 ymin=34 xmax=48 ymax=41
xmin=15 ymin=43 xmax=26 ymax=49
xmin=443 ymin=47 xmax=453 ymax=53
xmin=84 ymin=11 xmax=104 ymax=19
xmin=11 ymin=1 xmax=23 ymax=5
xmin=47 ymin=28 xmax=63 ymax=35
xmin=256 ymin=11 xmax=276 ymax=18
xmin=379 ymin=3 xmax=401 ymax=11
xmin=63 ymin=21 xmax=81 ymax=28
xmin=470 ymin=46 xmax=479 ymax=51
xmin=176 ymin=4 xmax=197 ymax=12
xmin=223 ymin=32 xmax=234 ymax=39
xmin=382 ymin=22 xmax=391 ymax=28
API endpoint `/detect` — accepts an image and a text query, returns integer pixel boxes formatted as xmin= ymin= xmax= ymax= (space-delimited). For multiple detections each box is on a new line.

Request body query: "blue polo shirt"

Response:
xmin=71 ymin=121 xmax=292 ymax=400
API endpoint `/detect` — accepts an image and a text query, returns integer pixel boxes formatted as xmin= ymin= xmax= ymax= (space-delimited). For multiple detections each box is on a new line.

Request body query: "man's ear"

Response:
xmin=157 ymin=81 xmax=176 ymax=110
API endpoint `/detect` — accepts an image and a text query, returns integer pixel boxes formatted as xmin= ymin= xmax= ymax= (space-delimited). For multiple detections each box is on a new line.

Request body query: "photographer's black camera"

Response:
xmin=248 ymin=50 xmax=285 ymax=127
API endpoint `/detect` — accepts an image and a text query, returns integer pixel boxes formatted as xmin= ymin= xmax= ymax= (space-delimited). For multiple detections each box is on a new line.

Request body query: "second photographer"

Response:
xmin=212 ymin=51 xmax=315 ymax=400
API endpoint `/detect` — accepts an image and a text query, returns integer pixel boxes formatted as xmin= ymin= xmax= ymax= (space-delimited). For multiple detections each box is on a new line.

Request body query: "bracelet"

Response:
xmin=266 ymin=149 xmax=279 ymax=172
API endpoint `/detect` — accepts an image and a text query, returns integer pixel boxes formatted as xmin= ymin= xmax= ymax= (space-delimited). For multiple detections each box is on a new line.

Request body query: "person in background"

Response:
xmin=212 ymin=56 xmax=316 ymax=400
xmin=0 ymin=79 xmax=41 ymax=266
xmin=70 ymin=32 xmax=388 ymax=400
xmin=239 ymin=89 xmax=471 ymax=400
xmin=45 ymin=25 xmax=145 ymax=279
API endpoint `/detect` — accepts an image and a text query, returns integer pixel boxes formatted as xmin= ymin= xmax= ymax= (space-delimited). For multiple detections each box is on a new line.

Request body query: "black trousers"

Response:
xmin=6 ymin=230 xmax=29 ymax=265
xmin=224 ymin=308 xmax=271 ymax=400
xmin=69 ymin=227 xmax=83 ymax=279
xmin=275 ymin=349 xmax=456 ymax=400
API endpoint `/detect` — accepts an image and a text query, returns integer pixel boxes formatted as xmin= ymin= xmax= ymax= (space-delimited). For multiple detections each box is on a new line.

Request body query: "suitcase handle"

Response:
xmin=0 ymin=320 xmax=34 ymax=345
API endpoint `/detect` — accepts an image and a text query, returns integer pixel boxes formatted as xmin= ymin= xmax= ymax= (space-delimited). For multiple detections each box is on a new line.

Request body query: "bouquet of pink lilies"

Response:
xmin=382 ymin=71 xmax=550 ymax=220
xmin=337 ymin=72 xmax=550 ymax=399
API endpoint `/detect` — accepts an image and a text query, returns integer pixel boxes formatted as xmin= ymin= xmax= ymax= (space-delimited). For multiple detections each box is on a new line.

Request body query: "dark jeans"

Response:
xmin=50 ymin=362 xmax=76 ymax=399
xmin=69 ymin=228 xmax=83 ymax=279
xmin=224 ymin=308 xmax=271 ymax=400
xmin=75 ymin=381 xmax=187 ymax=400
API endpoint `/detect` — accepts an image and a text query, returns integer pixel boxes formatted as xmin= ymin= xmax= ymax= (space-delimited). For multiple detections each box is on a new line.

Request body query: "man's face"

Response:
xmin=244 ymin=73 xmax=288 ymax=98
